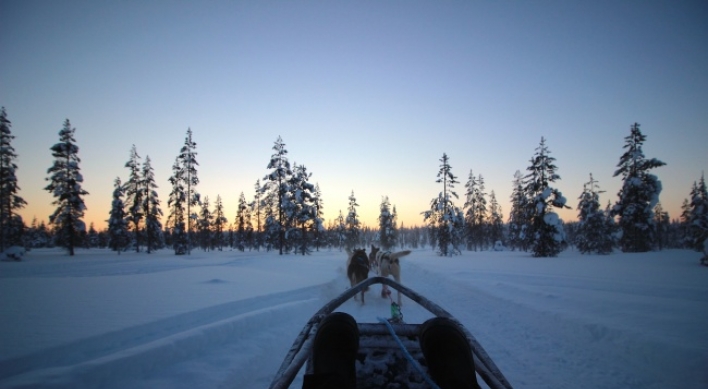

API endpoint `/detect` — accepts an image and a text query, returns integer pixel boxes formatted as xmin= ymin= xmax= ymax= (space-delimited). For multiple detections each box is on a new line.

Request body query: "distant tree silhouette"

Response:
xmin=108 ymin=177 xmax=130 ymax=253
xmin=0 ymin=107 xmax=27 ymax=251
xmin=124 ymin=145 xmax=143 ymax=252
xmin=45 ymin=119 xmax=89 ymax=256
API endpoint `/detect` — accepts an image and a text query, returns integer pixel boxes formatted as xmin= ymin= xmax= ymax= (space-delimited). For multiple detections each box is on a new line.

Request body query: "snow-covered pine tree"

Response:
xmin=344 ymin=191 xmax=361 ymax=250
xmin=213 ymin=195 xmax=227 ymax=251
xmin=688 ymin=173 xmax=708 ymax=251
xmin=45 ymin=119 xmax=89 ymax=256
xmin=508 ymin=170 xmax=529 ymax=251
xmin=179 ymin=128 xmax=200 ymax=254
xmin=463 ymin=170 xmax=478 ymax=251
xmin=488 ymin=190 xmax=504 ymax=248
xmin=124 ymin=145 xmax=143 ymax=252
xmin=523 ymin=137 xmax=568 ymax=257
xmin=611 ymin=123 xmax=666 ymax=252
xmin=653 ymin=202 xmax=670 ymax=250
xmin=108 ymin=177 xmax=130 ymax=253
xmin=35 ymin=220 xmax=51 ymax=248
xmin=86 ymin=223 xmax=99 ymax=248
xmin=261 ymin=186 xmax=279 ymax=252
xmin=463 ymin=171 xmax=488 ymax=251
xmin=289 ymin=163 xmax=316 ymax=255
xmin=236 ymin=192 xmax=250 ymax=251
xmin=227 ymin=222 xmax=235 ymax=250
xmin=423 ymin=153 xmax=463 ymax=256
xmin=378 ymin=196 xmax=396 ymax=250
xmin=477 ymin=175 xmax=489 ymax=249
xmin=575 ymin=174 xmax=613 ymax=254
xmin=142 ymin=156 xmax=163 ymax=253
xmin=679 ymin=197 xmax=692 ymax=248
xmin=263 ymin=136 xmax=292 ymax=255
xmin=167 ymin=157 xmax=187 ymax=254
xmin=312 ymin=183 xmax=324 ymax=251
xmin=0 ymin=107 xmax=27 ymax=251
xmin=197 ymin=196 xmax=213 ymax=251
xmin=336 ymin=210 xmax=346 ymax=250
xmin=250 ymin=179 xmax=263 ymax=251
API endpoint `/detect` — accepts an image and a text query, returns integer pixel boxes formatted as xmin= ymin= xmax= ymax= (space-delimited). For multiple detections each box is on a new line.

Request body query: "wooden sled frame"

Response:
xmin=269 ymin=276 xmax=514 ymax=389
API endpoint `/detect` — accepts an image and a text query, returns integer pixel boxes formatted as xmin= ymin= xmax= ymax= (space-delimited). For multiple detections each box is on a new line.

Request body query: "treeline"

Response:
xmin=1 ymin=107 xmax=706 ymax=257
xmin=421 ymin=124 xmax=707 ymax=257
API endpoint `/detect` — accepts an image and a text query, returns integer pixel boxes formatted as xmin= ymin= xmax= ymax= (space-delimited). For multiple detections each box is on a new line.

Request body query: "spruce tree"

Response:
xmin=523 ymin=137 xmax=568 ymax=257
xmin=251 ymin=179 xmax=263 ymax=250
xmin=45 ymin=119 xmax=89 ymax=256
xmin=611 ymin=123 xmax=666 ymax=252
xmin=213 ymin=195 xmax=227 ymax=251
xmin=108 ymin=177 xmax=130 ymax=253
xmin=124 ymin=145 xmax=143 ymax=252
xmin=290 ymin=163 xmax=316 ymax=255
xmin=423 ymin=153 xmax=463 ymax=256
xmin=653 ymin=202 xmax=670 ymax=250
xmin=488 ymin=190 xmax=504 ymax=248
xmin=179 ymin=128 xmax=200 ymax=253
xmin=263 ymin=136 xmax=291 ymax=254
xmin=378 ymin=196 xmax=396 ymax=250
xmin=344 ymin=191 xmax=361 ymax=250
xmin=336 ymin=210 xmax=346 ymax=250
xmin=142 ymin=156 xmax=163 ymax=253
xmin=261 ymin=185 xmax=279 ymax=252
xmin=575 ymin=174 xmax=613 ymax=254
xmin=463 ymin=170 xmax=479 ymax=251
xmin=87 ymin=223 xmax=98 ymax=248
xmin=508 ymin=170 xmax=529 ymax=251
xmin=197 ymin=196 xmax=213 ymax=251
xmin=679 ymin=197 xmax=692 ymax=248
xmin=688 ymin=173 xmax=708 ymax=250
xmin=312 ymin=183 xmax=324 ymax=251
xmin=463 ymin=171 xmax=487 ymax=251
xmin=167 ymin=157 xmax=187 ymax=254
xmin=236 ymin=192 xmax=249 ymax=251
xmin=0 ymin=107 xmax=27 ymax=251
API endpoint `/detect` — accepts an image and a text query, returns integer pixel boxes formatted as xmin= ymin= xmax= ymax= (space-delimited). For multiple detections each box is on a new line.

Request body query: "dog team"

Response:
xmin=346 ymin=245 xmax=411 ymax=305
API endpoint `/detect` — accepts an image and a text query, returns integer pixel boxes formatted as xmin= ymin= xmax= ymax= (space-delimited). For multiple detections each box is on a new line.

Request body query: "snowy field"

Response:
xmin=1 ymin=248 xmax=706 ymax=389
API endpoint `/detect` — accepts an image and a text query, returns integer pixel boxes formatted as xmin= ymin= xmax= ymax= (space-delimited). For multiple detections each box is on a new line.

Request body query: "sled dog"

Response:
xmin=369 ymin=245 xmax=411 ymax=305
xmin=346 ymin=248 xmax=371 ymax=304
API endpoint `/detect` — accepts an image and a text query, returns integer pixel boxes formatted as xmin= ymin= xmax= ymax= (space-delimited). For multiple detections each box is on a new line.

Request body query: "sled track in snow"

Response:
xmin=403 ymin=259 xmax=708 ymax=389
xmin=0 ymin=282 xmax=331 ymax=389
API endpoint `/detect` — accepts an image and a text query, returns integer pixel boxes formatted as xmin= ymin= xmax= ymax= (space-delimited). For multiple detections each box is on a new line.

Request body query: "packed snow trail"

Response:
xmin=1 ymin=249 xmax=706 ymax=389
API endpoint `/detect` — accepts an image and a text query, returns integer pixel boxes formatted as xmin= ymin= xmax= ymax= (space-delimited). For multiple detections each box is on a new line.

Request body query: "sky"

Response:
xmin=1 ymin=0 xmax=707 ymax=230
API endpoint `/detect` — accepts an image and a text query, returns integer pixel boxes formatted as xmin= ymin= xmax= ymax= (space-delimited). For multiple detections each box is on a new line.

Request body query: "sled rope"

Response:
xmin=377 ymin=316 xmax=441 ymax=389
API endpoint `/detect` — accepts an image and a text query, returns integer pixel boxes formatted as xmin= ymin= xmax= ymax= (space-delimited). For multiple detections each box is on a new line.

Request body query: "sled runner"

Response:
xmin=268 ymin=276 xmax=514 ymax=389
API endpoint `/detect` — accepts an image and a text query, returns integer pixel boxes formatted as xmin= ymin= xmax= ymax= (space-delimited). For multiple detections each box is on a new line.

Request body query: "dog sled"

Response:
xmin=268 ymin=276 xmax=514 ymax=389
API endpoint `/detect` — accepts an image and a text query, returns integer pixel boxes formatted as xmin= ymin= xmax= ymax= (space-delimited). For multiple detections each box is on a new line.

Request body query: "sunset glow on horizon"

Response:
xmin=2 ymin=1 xmax=706 ymax=233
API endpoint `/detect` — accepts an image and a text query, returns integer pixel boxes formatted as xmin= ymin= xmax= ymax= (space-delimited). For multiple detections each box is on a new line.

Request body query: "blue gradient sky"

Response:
xmin=1 ymin=1 xmax=706 ymax=230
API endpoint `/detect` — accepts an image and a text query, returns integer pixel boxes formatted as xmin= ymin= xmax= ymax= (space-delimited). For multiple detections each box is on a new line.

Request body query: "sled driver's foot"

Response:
xmin=302 ymin=312 xmax=359 ymax=389
xmin=420 ymin=317 xmax=481 ymax=389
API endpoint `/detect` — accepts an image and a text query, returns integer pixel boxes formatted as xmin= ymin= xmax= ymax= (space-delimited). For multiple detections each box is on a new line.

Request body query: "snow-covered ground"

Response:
xmin=1 ymin=248 xmax=706 ymax=389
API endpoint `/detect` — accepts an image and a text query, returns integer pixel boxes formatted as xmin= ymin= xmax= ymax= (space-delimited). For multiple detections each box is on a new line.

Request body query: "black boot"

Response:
xmin=420 ymin=317 xmax=480 ymax=389
xmin=302 ymin=312 xmax=359 ymax=389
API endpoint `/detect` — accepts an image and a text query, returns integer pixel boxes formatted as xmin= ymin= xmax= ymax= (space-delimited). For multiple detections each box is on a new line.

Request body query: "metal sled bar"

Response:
xmin=269 ymin=277 xmax=513 ymax=389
